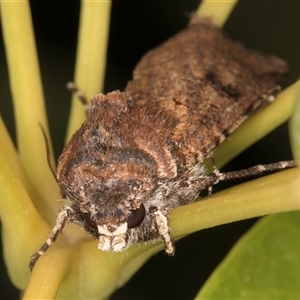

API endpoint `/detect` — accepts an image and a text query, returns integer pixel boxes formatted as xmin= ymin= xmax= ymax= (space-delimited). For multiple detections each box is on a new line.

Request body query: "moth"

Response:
xmin=30 ymin=18 xmax=296 ymax=269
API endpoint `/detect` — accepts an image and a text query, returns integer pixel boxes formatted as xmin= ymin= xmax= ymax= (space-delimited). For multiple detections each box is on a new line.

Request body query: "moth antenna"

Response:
xmin=218 ymin=160 xmax=297 ymax=182
xmin=39 ymin=124 xmax=57 ymax=181
xmin=66 ymin=82 xmax=91 ymax=116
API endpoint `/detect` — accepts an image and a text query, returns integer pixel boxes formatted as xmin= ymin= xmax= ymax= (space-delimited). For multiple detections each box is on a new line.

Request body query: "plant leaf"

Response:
xmin=196 ymin=211 xmax=300 ymax=299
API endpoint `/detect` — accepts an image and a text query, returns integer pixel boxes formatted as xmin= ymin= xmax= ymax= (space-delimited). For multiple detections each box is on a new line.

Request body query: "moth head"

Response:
xmin=81 ymin=200 xmax=146 ymax=252
xmin=57 ymin=141 xmax=157 ymax=252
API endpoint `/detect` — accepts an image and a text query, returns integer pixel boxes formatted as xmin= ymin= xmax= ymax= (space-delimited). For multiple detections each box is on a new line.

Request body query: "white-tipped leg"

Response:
xmin=150 ymin=206 xmax=174 ymax=255
xmin=29 ymin=206 xmax=74 ymax=270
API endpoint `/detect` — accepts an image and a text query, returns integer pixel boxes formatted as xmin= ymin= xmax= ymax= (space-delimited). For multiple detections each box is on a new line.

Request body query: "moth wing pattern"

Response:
xmin=125 ymin=18 xmax=288 ymax=167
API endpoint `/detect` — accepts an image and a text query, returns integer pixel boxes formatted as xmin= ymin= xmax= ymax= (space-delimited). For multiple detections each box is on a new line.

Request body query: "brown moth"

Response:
xmin=30 ymin=18 xmax=296 ymax=269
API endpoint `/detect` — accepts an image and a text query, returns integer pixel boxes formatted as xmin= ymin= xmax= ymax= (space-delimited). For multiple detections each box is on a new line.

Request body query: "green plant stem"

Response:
xmin=290 ymin=89 xmax=300 ymax=163
xmin=23 ymin=246 xmax=72 ymax=299
xmin=66 ymin=0 xmax=112 ymax=142
xmin=169 ymin=167 xmax=300 ymax=238
xmin=0 ymin=0 xmax=60 ymax=220
xmin=0 ymin=123 xmax=50 ymax=288
xmin=212 ymin=81 xmax=300 ymax=170
xmin=195 ymin=0 xmax=238 ymax=26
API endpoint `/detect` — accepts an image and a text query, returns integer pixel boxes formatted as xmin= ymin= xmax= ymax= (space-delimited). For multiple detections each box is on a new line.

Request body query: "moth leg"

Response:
xmin=195 ymin=160 xmax=296 ymax=199
xmin=207 ymin=155 xmax=218 ymax=197
xmin=149 ymin=206 xmax=175 ymax=255
xmin=241 ymin=85 xmax=281 ymax=117
xmin=217 ymin=160 xmax=297 ymax=181
xmin=29 ymin=206 xmax=75 ymax=271
xmin=256 ymin=85 xmax=281 ymax=110
xmin=66 ymin=82 xmax=91 ymax=116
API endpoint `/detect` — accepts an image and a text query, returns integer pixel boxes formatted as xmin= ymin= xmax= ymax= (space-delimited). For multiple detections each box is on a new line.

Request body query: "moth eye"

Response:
xmin=127 ymin=203 xmax=146 ymax=229
xmin=82 ymin=212 xmax=97 ymax=229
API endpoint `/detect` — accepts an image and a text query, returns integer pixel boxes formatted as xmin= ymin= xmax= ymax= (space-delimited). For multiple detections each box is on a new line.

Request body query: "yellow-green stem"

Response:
xmin=212 ymin=81 xmax=300 ymax=170
xmin=23 ymin=246 xmax=72 ymax=299
xmin=170 ymin=168 xmax=300 ymax=238
xmin=194 ymin=0 xmax=238 ymax=26
xmin=0 ymin=129 xmax=50 ymax=288
xmin=290 ymin=88 xmax=300 ymax=163
xmin=66 ymin=0 xmax=112 ymax=142
xmin=0 ymin=0 xmax=60 ymax=220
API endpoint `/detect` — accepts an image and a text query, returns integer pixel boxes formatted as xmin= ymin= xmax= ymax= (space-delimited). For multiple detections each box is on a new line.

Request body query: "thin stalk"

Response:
xmin=66 ymin=0 xmax=112 ymax=142
xmin=194 ymin=0 xmax=238 ymax=26
xmin=1 ymin=0 xmax=60 ymax=219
